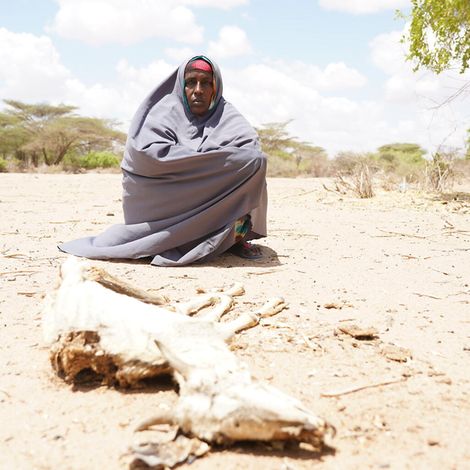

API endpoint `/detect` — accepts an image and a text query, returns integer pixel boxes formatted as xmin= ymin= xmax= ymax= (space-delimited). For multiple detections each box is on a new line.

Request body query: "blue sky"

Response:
xmin=0 ymin=0 xmax=468 ymax=155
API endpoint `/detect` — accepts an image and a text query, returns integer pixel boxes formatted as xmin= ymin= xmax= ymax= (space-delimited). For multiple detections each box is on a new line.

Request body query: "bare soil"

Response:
xmin=1 ymin=173 xmax=469 ymax=470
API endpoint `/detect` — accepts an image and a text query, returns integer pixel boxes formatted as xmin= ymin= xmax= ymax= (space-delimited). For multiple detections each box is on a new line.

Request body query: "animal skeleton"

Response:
xmin=42 ymin=257 xmax=333 ymax=466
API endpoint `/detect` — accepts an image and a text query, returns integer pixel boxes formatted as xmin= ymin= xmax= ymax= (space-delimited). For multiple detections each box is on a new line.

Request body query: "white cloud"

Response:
xmin=321 ymin=62 xmax=368 ymax=89
xmin=66 ymin=58 xmax=177 ymax=124
xmin=49 ymin=0 xmax=203 ymax=45
xmin=265 ymin=59 xmax=367 ymax=91
xmin=370 ymin=28 xmax=470 ymax=103
xmin=370 ymin=30 xmax=408 ymax=75
xmin=369 ymin=28 xmax=470 ymax=151
xmin=223 ymin=63 xmax=384 ymax=153
xmin=207 ymin=26 xmax=252 ymax=59
xmin=182 ymin=0 xmax=248 ymax=8
xmin=0 ymin=28 xmax=72 ymax=103
xmin=49 ymin=0 xmax=250 ymax=46
xmin=0 ymin=28 xmax=177 ymax=130
xmin=223 ymin=54 xmax=469 ymax=155
xmin=319 ymin=0 xmax=409 ymax=14
xmin=164 ymin=47 xmax=196 ymax=62
xmin=1 ymin=25 xmax=467 ymax=158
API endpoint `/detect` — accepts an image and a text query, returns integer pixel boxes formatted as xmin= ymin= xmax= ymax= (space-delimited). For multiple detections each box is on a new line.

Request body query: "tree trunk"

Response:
xmin=43 ymin=148 xmax=52 ymax=166
xmin=53 ymin=143 xmax=73 ymax=165
xmin=32 ymin=152 xmax=39 ymax=167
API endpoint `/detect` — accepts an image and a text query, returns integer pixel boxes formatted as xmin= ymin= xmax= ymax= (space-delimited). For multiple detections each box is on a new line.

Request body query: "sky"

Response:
xmin=0 ymin=0 xmax=469 ymax=157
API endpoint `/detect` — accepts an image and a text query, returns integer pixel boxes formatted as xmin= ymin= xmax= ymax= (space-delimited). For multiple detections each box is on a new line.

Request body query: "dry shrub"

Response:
xmin=335 ymin=161 xmax=375 ymax=198
xmin=423 ymin=152 xmax=455 ymax=192
xmin=267 ymin=154 xmax=299 ymax=177
xmin=453 ymin=158 xmax=470 ymax=180
xmin=330 ymin=151 xmax=363 ymax=175
xmin=328 ymin=152 xmax=376 ymax=198
xmin=298 ymin=153 xmax=333 ymax=177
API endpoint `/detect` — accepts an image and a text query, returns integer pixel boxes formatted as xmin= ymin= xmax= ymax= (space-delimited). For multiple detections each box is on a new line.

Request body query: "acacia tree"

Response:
xmin=22 ymin=116 xmax=125 ymax=166
xmin=255 ymin=121 xmax=297 ymax=157
xmin=0 ymin=113 xmax=29 ymax=162
xmin=291 ymin=141 xmax=327 ymax=173
xmin=377 ymin=143 xmax=426 ymax=163
xmin=255 ymin=121 xmax=327 ymax=176
xmin=3 ymin=100 xmax=126 ymax=166
xmin=404 ymin=0 xmax=470 ymax=74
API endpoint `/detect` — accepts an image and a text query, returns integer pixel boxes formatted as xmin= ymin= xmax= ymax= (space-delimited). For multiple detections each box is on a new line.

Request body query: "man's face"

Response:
xmin=184 ymin=70 xmax=214 ymax=116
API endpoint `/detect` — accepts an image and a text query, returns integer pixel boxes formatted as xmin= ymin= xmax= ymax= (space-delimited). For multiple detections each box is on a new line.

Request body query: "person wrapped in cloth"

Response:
xmin=59 ymin=55 xmax=267 ymax=266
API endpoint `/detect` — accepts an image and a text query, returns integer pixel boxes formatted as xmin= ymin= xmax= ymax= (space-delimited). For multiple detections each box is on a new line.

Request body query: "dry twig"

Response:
xmin=320 ymin=377 xmax=406 ymax=397
xmin=413 ymin=292 xmax=442 ymax=300
xmin=375 ymin=229 xmax=427 ymax=239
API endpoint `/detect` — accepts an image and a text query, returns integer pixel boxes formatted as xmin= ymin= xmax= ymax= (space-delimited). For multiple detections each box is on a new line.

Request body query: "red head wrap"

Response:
xmin=187 ymin=58 xmax=213 ymax=73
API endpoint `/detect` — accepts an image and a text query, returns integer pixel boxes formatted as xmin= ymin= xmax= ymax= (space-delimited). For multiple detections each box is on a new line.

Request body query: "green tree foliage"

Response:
xmin=0 ymin=112 xmax=30 ymax=163
xmin=404 ymin=0 xmax=470 ymax=73
xmin=79 ymin=151 xmax=121 ymax=169
xmin=291 ymin=141 xmax=328 ymax=175
xmin=1 ymin=100 xmax=126 ymax=167
xmin=256 ymin=121 xmax=327 ymax=176
xmin=377 ymin=143 xmax=426 ymax=163
xmin=0 ymin=156 xmax=7 ymax=172
xmin=375 ymin=142 xmax=427 ymax=180
xmin=256 ymin=121 xmax=297 ymax=158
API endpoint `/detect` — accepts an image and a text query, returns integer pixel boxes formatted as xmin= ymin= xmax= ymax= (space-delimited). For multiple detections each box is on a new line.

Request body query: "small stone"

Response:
xmin=338 ymin=324 xmax=379 ymax=340
xmin=324 ymin=302 xmax=343 ymax=309
xmin=381 ymin=344 xmax=412 ymax=362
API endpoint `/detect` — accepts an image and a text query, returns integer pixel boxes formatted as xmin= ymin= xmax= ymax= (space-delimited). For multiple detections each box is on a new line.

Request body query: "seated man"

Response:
xmin=59 ymin=56 xmax=267 ymax=266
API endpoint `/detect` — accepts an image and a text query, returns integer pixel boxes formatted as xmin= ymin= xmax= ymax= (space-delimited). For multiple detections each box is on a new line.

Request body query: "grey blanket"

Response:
xmin=59 ymin=56 xmax=267 ymax=266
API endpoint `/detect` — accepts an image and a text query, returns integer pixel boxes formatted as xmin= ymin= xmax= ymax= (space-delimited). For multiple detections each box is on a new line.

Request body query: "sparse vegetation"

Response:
xmin=0 ymin=100 xmax=125 ymax=172
xmin=0 ymin=157 xmax=7 ymax=173
xmin=256 ymin=121 xmax=329 ymax=177
xmin=424 ymin=151 xmax=455 ymax=192
xmin=374 ymin=143 xmax=426 ymax=182
xmin=335 ymin=161 xmax=375 ymax=199
xmin=1 ymin=103 xmax=469 ymax=200
xmin=78 ymin=151 xmax=121 ymax=169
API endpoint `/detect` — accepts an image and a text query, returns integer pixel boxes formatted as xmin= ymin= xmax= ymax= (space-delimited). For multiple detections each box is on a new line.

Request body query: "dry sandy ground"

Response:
xmin=1 ymin=173 xmax=470 ymax=470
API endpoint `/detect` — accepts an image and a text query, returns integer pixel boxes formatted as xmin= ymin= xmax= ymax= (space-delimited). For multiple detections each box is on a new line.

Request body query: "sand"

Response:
xmin=1 ymin=173 xmax=469 ymax=469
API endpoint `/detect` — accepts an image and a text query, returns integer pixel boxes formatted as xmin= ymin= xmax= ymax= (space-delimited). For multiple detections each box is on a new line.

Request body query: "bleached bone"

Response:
xmin=42 ymin=258 xmax=261 ymax=387
xmin=174 ymin=292 xmax=233 ymax=320
xmin=43 ymin=257 xmax=333 ymax=461
xmin=196 ymin=282 xmax=245 ymax=297
xmin=83 ymin=265 xmax=169 ymax=306
xmin=217 ymin=297 xmax=288 ymax=340
xmin=136 ymin=321 xmax=332 ymax=449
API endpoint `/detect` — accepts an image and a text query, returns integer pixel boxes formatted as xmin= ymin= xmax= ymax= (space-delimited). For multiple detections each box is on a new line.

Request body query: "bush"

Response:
xmin=373 ymin=143 xmax=426 ymax=182
xmin=423 ymin=152 xmax=455 ymax=192
xmin=267 ymin=154 xmax=299 ymax=177
xmin=454 ymin=157 xmax=470 ymax=179
xmin=298 ymin=154 xmax=332 ymax=177
xmin=331 ymin=151 xmax=370 ymax=175
xmin=79 ymin=151 xmax=121 ymax=169
xmin=334 ymin=160 xmax=375 ymax=198
xmin=0 ymin=157 xmax=8 ymax=172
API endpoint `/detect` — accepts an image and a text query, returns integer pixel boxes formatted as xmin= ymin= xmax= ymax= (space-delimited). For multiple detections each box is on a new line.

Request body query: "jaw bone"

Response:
xmin=139 ymin=325 xmax=333 ymax=449
xmin=42 ymin=257 xmax=333 ymax=465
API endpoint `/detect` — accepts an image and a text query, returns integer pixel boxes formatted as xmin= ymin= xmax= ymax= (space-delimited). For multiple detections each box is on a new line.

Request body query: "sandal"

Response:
xmin=229 ymin=241 xmax=263 ymax=260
